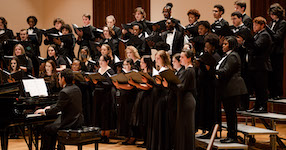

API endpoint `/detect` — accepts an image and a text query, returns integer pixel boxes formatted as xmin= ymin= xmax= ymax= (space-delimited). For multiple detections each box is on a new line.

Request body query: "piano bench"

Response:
xmin=57 ymin=127 xmax=101 ymax=150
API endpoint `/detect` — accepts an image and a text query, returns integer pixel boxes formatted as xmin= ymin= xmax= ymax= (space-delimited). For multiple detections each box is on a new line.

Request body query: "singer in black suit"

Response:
xmin=53 ymin=24 xmax=76 ymax=59
xmin=267 ymin=3 xmax=286 ymax=100
xmin=43 ymin=18 xmax=64 ymax=46
xmin=106 ymin=15 xmax=122 ymax=39
xmin=185 ymin=9 xmax=200 ymax=41
xmin=234 ymin=0 xmax=252 ymax=30
xmin=35 ymin=69 xmax=84 ymax=150
xmin=126 ymin=23 xmax=151 ymax=56
xmin=211 ymin=5 xmax=231 ymax=37
xmin=26 ymin=16 xmax=42 ymax=57
xmin=231 ymin=11 xmax=252 ymax=110
xmin=100 ymin=26 xmax=119 ymax=57
xmin=248 ymin=17 xmax=272 ymax=113
xmin=76 ymin=14 xmax=97 ymax=59
xmin=0 ymin=17 xmax=14 ymax=39
xmin=216 ymin=36 xmax=247 ymax=143
xmin=0 ymin=17 xmax=15 ymax=56
xmin=161 ymin=18 xmax=184 ymax=57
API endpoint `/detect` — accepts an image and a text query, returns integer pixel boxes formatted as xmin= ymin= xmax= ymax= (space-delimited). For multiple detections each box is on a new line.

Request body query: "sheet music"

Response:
xmin=22 ymin=79 xmax=48 ymax=97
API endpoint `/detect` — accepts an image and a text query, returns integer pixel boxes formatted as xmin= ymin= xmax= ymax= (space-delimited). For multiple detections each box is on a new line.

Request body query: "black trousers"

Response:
xmin=222 ymin=95 xmax=239 ymax=139
xmin=269 ymin=54 xmax=284 ymax=97
xmin=40 ymin=118 xmax=60 ymax=150
xmin=249 ymin=70 xmax=268 ymax=108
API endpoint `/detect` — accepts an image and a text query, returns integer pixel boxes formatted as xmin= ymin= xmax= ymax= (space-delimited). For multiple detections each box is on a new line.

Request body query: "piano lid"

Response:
xmin=0 ymin=82 xmax=22 ymax=95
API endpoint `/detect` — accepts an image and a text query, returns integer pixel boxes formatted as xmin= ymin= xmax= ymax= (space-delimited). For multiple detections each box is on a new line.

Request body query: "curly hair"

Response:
xmin=187 ymin=9 xmax=201 ymax=19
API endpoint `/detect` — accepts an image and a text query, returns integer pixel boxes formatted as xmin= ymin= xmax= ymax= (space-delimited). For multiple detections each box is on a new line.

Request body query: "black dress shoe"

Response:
xmin=137 ymin=143 xmax=146 ymax=148
xmin=237 ymin=107 xmax=246 ymax=111
xmin=220 ymin=138 xmax=238 ymax=143
xmin=197 ymin=133 xmax=212 ymax=139
xmin=251 ymin=107 xmax=267 ymax=113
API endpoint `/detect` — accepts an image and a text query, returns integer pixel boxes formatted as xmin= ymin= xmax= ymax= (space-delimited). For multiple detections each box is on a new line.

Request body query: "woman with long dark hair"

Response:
xmin=90 ymin=54 xmax=116 ymax=143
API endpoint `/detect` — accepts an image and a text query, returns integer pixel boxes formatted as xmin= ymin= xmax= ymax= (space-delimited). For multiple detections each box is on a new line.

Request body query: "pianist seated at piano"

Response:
xmin=13 ymin=44 xmax=33 ymax=75
xmin=39 ymin=60 xmax=60 ymax=94
xmin=47 ymin=44 xmax=67 ymax=72
xmin=34 ymin=68 xmax=84 ymax=150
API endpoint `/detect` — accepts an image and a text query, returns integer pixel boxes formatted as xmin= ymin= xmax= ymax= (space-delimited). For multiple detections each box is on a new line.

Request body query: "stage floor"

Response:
xmin=6 ymin=123 xmax=286 ymax=150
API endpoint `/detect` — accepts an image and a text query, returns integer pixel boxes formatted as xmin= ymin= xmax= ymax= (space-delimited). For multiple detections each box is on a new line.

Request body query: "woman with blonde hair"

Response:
xmin=125 ymin=46 xmax=141 ymax=70
xmin=155 ymin=50 xmax=172 ymax=70
xmin=150 ymin=50 xmax=173 ymax=150
xmin=13 ymin=44 xmax=33 ymax=74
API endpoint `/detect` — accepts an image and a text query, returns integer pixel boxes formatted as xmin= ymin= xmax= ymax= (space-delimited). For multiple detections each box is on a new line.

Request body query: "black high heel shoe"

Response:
xmin=125 ymin=137 xmax=137 ymax=145
xmin=122 ymin=137 xmax=130 ymax=145
xmin=100 ymin=136 xmax=109 ymax=143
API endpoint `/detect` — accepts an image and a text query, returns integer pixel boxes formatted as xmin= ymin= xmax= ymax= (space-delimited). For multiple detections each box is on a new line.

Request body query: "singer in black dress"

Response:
xmin=175 ymin=49 xmax=196 ymax=150
xmin=90 ymin=55 xmax=116 ymax=143
xmin=150 ymin=50 xmax=172 ymax=150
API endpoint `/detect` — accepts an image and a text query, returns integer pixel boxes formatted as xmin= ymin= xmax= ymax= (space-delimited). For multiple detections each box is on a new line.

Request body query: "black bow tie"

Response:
xmin=272 ymin=20 xmax=278 ymax=23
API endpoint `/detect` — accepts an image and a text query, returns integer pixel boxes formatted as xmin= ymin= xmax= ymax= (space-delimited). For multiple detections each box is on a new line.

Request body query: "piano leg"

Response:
xmin=34 ymin=126 xmax=39 ymax=150
xmin=0 ymin=129 xmax=8 ymax=150
xmin=28 ymin=125 xmax=33 ymax=150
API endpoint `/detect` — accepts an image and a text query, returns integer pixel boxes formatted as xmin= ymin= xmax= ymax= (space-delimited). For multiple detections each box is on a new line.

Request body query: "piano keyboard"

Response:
xmin=26 ymin=113 xmax=43 ymax=118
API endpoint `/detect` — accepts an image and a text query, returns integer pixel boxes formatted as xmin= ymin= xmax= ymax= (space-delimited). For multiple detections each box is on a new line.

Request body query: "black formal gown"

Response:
xmin=150 ymin=84 xmax=170 ymax=150
xmin=167 ymin=67 xmax=185 ymax=149
xmin=117 ymin=86 xmax=137 ymax=136
xmin=197 ymin=52 xmax=220 ymax=131
xmin=130 ymin=79 xmax=152 ymax=141
xmin=92 ymin=68 xmax=116 ymax=130
xmin=175 ymin=66 xmax=196 ymax=150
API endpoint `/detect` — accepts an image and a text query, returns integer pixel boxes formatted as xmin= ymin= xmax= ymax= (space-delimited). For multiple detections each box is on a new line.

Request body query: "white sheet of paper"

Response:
xmin=22 ymin=78 xmax=48 ymax=97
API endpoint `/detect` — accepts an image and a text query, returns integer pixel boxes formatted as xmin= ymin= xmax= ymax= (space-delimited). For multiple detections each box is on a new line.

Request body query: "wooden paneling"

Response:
xmin=93 ymin=0 xmax=150 ymax=28
xmin=92 ymin=0 xmax=150 ymax=59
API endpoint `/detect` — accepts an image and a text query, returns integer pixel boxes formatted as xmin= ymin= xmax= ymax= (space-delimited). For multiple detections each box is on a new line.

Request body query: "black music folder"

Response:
xmin=124 ymin=71 xmax=144 ymax=83
xmin=121 ymin=23 xmax=133 ymax=30
xmin=159 ymin=69 xmax=181 ymax=84
xmin=0 ymin=70 xmax=23 ymax=82
xmin=85 ymin=72 xmax=107 ymax=81
xmin=110 ymin=73 xmax=128 ymax=83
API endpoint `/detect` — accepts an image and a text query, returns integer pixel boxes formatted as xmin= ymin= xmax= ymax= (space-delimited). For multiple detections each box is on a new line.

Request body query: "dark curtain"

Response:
xmin=251 ymin=0 xmax=286 ymax=97
xmin=93 ymin=0 xmax=150 ymax=59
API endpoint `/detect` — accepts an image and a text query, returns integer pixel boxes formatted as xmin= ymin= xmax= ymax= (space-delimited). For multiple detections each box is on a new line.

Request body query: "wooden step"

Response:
xmin=196 ymin=138 xmax=248 ymax=150
xmin=221 ymin=123 xmax=278 ymax=135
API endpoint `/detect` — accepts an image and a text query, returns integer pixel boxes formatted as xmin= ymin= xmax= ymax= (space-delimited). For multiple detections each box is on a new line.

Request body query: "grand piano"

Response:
xmin=0 ymin=82 xmax=58 ymax=150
